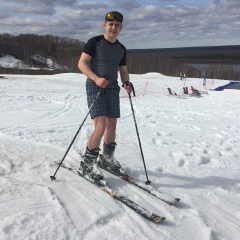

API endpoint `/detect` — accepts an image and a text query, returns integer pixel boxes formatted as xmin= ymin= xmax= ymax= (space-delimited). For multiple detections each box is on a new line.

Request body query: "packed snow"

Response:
xmin=0 ymin=72 xmax=240 ymax=240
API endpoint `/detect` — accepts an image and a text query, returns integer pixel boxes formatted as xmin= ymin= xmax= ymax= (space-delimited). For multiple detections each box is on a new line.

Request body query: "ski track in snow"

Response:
xmin=0 ymin=73 xmax=240 ymax=240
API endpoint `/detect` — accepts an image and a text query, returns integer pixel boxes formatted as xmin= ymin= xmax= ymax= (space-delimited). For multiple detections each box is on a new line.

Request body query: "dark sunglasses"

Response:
xmin=105 ymin=12 xmax=123 ymax=22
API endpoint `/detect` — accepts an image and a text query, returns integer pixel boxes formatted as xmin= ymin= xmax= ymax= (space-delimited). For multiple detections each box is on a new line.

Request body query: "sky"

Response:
xmin=0 ymin=0 xmax=240 ymax=49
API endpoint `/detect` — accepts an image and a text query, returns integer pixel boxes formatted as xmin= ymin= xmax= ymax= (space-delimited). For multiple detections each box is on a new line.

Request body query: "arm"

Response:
xmin=119 ymin=65 xmax=132 ymax=93
xmin=78 ymin=52 xmax=109 ymax=88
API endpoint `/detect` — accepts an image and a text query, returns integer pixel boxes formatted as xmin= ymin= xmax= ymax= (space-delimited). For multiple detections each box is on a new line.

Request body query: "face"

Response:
xmin=104 ymin=20 xmax=122 ymax=39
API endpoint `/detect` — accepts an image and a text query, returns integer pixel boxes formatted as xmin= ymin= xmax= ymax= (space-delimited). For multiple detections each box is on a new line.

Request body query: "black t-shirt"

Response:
xmin=83 ymin=35 xmax=126 ymax=88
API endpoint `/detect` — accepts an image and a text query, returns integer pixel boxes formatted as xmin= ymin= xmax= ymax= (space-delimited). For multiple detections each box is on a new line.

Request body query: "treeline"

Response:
xmin=127 ymin=52 xmax=197 ymax=77
xmin=0 ymin=33 xmax=239 ymax=80
xmin=0 ymin=33 xmax=85 ymax=72
xmin=128 ymin=45 xmax=240 ymax=80
xmin=203 ymin=64 xmax=240 ymax=81
xmin=127 ymin=52 xmax=240 ymax=80
xmin=173 ymin=54 xmax=240 ymax=62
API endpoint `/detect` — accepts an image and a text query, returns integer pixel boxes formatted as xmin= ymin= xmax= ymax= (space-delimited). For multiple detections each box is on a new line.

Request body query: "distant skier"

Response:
xmin=180 ymin=72 xmax=183 ymax=80
xmin=191 ymin=86 xmax=201 ymax=96
xmin=183 ymin=87 xmax=188 ymax=94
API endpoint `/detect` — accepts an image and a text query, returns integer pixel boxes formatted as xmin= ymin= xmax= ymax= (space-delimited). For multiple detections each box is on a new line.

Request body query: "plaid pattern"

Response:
xmin=86 ymin=84 xmax=120 ymax=119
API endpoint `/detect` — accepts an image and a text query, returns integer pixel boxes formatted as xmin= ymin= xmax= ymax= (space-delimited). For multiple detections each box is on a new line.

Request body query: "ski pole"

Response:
xmin=50 ymin=88 xmax=102 ymax=180
xmin=123 ymin=81 xmax=151 ymax=185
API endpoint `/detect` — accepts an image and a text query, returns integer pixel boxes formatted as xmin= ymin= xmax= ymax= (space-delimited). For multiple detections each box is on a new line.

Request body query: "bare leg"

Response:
xmin=104 ymin=118 xmax=117 ymax=144
xmin=88 ymin=116 xmax=106 ymax=150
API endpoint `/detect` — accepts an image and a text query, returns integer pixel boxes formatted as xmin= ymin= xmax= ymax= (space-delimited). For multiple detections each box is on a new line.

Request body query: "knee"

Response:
xmin=94 ymin=126 xmax=106 ymax=136
xmin=106 ymin=124 xmax=116 ymax=132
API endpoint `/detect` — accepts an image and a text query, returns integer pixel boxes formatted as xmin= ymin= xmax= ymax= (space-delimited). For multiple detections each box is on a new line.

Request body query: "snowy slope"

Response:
xmin=0 ymin=55 xmax=28 ymax=69
xmin=0 ymin=73 xmax=240 ymax=240
xmin=0 ymin=54 xmax=67 ymax=70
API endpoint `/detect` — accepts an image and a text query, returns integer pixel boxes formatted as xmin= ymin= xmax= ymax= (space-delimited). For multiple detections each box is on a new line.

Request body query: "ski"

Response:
xmin=55 ymin=162 xmax=165 ymax=223
xmin=98 ymin=154 xmax=180 ymax=205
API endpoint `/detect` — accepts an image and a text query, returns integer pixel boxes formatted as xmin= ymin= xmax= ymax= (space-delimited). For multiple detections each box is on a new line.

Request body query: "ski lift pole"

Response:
xmin=124 ymin=81 xmax=151 ymax=185
xmin=50 ymin=89 xmax=102 ymax=181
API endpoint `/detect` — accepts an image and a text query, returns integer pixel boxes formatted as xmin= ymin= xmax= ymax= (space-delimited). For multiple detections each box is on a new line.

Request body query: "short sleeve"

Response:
xmin=83 ymin=37 xmax=96 ymax=57
xmin=119 ymin=48 xmax=127 ymax=66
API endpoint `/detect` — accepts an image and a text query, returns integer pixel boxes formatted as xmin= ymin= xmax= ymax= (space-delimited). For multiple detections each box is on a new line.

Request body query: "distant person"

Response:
xmin=183 ymin=87 xmax=188 ymax=94
xmin=183 ymin=73 xmax=186 ymax=81
xmin=78 ymin=11 xmax=132 ymax=182
xmin=191 ymin=86 xmax=201 ymax=96
xmin=180 ymin=72 xmax=183 ymax=80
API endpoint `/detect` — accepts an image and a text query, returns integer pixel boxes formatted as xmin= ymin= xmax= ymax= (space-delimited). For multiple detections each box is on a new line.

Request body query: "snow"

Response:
xmin=0 ymin=72 xmax=240 ymax=240
xmin=0 ymin=55 xmax=28 ymax=69
xmin=31 ymin=55 xmax=61 ymax=69
xmin=0 ymin=54 xmax=66 ymax=70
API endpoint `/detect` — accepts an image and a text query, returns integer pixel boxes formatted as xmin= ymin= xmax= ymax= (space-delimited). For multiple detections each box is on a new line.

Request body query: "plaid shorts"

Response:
xmin=86 ymin=84 xmax=121 ymax=119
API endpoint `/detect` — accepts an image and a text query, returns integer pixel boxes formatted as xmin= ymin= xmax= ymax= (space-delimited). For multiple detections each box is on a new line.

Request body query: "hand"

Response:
xmin=123 ymin=81 xmax=133 ymax=93
xmin=95 ymin=77 xmax=109 ymax=88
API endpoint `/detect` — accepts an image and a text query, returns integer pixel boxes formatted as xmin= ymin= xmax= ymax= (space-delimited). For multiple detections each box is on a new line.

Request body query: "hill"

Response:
xmin=0 ymin=33 xmax=240 ymax=80
xmin=0 ymin=33 xmax=85 ymax=73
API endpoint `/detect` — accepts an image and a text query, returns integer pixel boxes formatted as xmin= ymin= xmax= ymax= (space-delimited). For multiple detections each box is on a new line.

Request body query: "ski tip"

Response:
xmin=153 ymin=216 xmax=166 ymax=223
xmin=168 ymin=198 xmax=181 ymax=205
xmin=173 ymin=198 xmax=181 ymax=204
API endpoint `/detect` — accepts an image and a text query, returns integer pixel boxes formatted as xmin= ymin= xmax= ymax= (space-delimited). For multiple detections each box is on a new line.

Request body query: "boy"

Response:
xmin=78 ymin=11 xmax=132 ymax=182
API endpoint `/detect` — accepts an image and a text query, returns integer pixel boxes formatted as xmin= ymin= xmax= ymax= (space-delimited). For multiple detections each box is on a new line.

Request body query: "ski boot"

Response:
xmin=98 ymin=142 xmax=127 ymax=175
xmin=81 ymin=147 xmax=107 ymax=186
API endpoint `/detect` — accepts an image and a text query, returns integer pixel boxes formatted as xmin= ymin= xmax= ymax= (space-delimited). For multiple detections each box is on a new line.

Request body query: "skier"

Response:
xmin=191 ymin=86 xmax=201 ymax=96
xmin=180 ymin=72 xmax=183 ymax=80
xmin=78 ymin=11 xmax=132 ymax=181
xmin=183 ymin=87 xmax=188 ymax=94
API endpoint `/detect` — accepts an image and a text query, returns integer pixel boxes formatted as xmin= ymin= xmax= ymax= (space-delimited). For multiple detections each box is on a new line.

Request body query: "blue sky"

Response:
xmin=0 ymin=0 xmax=240 ymax=49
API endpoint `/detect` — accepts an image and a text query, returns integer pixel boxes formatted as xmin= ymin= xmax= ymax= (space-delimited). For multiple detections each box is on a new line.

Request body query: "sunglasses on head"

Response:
xmin=105 ymin=12 xmax=123 ymax=22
